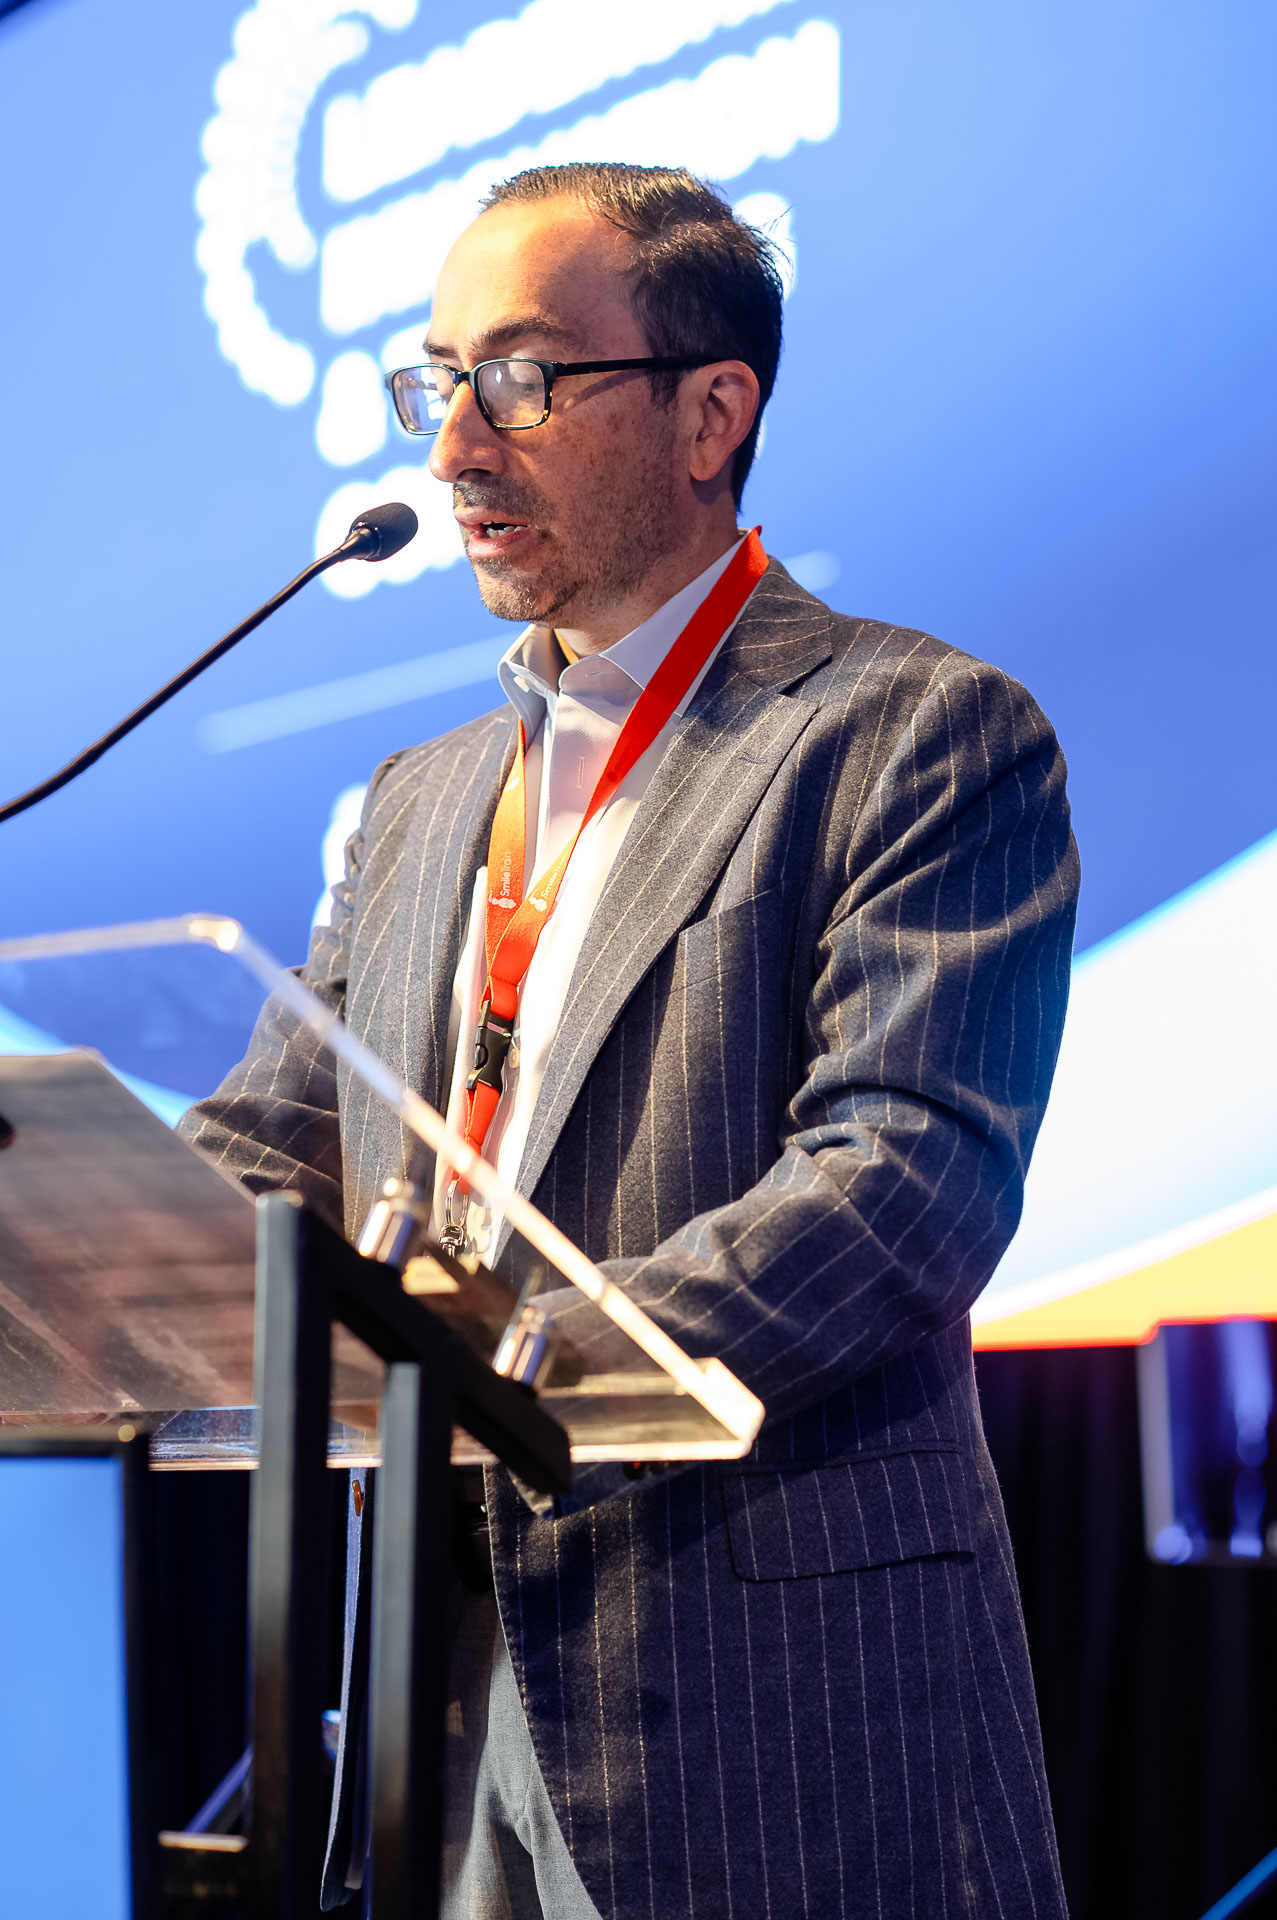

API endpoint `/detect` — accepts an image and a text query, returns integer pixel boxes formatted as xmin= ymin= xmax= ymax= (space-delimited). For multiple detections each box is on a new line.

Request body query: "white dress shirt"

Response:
xmin=433 ymin=534 xmax=750 ymax=1257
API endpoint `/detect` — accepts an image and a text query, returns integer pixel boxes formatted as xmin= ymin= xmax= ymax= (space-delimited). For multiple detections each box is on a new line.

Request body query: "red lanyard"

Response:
xmin=449 ymin=527 xmax=768 ymax=1205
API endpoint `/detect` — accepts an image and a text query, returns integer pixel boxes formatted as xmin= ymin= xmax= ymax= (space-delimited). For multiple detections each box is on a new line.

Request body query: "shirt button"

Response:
xmin=508 ymin=1041 xmax=520 ymax=1069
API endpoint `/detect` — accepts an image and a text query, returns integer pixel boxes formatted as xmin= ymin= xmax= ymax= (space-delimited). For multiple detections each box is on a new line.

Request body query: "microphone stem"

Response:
xmin=0 ymin=544 xmax=351 ymax=826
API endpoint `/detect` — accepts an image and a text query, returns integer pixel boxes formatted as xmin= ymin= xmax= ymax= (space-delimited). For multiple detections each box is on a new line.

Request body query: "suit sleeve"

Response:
xmin=176 ymin=754 xmax=404 ymax=1230
xmin=595 ymin=657 xmax=1080 ymax=1425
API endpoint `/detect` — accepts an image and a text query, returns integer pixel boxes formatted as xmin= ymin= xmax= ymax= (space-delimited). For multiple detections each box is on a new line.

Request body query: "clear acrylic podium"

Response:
xmin=0 ymin=916 xmax=765 ymax=1918
xmin=0 ymin=914 xmax=763 ymax=1472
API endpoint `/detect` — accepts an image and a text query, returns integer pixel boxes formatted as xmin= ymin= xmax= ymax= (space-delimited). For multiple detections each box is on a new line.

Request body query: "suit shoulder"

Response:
xmin=378 ymin=702 xmax=514 ymax=778
xmin=360 ymin=704 xmax=514 ymax=827
xmin=823 ymin=608 xmax=999 ymax=691
xmin=815 ymin=608 xmax=1059 ymax=747
xmin=761 ymin=562 xmax=1040 ymax=716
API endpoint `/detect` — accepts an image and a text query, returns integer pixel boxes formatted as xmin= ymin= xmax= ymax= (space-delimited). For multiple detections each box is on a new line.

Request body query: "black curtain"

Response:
xmin=152 ymin=1351 xmax=1277 ymax=1918
xmin=149 ymin=1470 xmax=348 ymax=1837
xmin=977 ymin=1346 xmax=1277 ymax=1920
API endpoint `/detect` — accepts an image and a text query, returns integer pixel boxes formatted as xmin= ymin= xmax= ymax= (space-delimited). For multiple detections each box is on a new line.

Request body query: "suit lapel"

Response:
xmin=384 ymin=709 xmax=516 ymax=1110
xmin=509 ymin=562 xmax=832 ymax=1220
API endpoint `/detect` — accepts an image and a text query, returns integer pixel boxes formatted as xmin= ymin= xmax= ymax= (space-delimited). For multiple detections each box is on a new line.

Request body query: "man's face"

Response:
xmin=426 ymin=196 xmax=691 ymax=633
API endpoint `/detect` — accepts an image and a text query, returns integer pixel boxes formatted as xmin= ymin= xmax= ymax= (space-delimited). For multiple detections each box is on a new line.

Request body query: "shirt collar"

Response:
xmin=497 ymin=532 xmax=747 ymax=733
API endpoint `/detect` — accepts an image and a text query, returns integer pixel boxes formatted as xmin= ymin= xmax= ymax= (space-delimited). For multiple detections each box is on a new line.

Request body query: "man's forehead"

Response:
xmin=430 ymin=196 xmax=639 ymax=353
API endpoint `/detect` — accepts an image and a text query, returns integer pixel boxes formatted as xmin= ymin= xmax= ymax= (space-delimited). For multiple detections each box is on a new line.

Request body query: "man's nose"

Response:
xmin=428 ymin=381 xmax=505 ymax=483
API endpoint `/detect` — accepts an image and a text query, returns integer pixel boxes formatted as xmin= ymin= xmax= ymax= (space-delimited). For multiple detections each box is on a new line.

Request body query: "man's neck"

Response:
xmin=552 ymin=522 xmax=743 ymax=662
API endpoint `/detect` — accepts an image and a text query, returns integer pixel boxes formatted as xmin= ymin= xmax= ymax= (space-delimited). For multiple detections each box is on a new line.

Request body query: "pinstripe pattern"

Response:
xmin=182 ymin=561 xmax=1077 ymax=1918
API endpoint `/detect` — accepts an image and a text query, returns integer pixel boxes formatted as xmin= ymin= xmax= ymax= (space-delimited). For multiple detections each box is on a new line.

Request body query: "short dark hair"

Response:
xmin=479 ymin=163 xmax=784 ymax=506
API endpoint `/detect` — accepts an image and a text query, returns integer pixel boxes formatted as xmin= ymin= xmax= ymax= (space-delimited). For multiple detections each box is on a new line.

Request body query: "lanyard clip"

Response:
xmin=466 ymin=1000 xmax=515 ymax=1096
xmin=438 ymin=1176 xmax=468 ymax=1256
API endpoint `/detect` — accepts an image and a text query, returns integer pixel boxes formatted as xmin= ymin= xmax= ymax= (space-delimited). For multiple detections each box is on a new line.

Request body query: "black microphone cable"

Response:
xmin=0 ymin=501 xmax=419 ymax=825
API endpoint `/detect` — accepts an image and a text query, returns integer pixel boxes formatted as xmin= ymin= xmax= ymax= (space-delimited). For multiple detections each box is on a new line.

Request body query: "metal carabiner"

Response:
xmin=438 ymin=1174 xmax=468 ymax=1256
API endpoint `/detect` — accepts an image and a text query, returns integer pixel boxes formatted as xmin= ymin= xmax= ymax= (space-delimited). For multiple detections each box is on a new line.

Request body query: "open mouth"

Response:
xmin=464 ymin=519 xmax=534 ymax=559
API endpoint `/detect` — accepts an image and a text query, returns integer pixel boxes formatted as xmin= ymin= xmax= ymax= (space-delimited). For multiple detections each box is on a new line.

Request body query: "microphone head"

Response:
xmin=345 ymin=501 xmax=419 ymax=562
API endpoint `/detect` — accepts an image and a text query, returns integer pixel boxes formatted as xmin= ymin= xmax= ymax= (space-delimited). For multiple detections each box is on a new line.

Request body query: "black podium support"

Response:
xmin=163 ymin=1190 xmax=571 ymax=1920
xmin=247 ymin=1194 xmax=337 ymax=1920
xmin=369 ymin=1359 xmax=456 ymax=1915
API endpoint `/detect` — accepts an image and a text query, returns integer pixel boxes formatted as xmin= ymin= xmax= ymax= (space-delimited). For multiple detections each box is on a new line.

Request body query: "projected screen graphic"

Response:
xmin=0 ymin=1456 xmax=132 ymax=1920
xmin=0 ymin=0 xmax=1274 ymax=1335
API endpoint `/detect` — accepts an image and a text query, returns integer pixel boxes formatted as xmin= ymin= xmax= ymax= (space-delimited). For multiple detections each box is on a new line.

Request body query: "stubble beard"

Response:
xmin=461 ymin=412 xmax=685 ymax=630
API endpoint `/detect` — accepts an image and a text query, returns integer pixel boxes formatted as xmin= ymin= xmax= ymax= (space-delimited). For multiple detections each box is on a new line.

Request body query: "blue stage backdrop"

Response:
xmin=1 ymin=0 xmax=1274 ymax=1304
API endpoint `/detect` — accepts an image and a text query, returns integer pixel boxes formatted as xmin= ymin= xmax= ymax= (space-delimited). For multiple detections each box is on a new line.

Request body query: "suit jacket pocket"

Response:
xmin=722 ymin=1448 xmax=973 ymax=1580
xmin=673 ymin=885 xmax=784 ymax=991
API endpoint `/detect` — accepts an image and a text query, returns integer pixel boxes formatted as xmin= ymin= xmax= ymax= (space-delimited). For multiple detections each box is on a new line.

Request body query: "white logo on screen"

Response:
xmin=196 ymin=0 xmax=839 ymax=599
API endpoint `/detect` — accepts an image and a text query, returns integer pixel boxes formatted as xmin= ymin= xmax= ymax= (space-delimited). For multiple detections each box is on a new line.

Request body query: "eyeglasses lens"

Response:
xmin=392 ymin=366 xmax=452 ymax=435
xmin=476 ymin=359 xmax=548 ymax=427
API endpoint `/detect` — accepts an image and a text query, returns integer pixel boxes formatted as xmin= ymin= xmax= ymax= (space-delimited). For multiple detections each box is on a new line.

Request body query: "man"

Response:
xmin=185 ymin=164 xmax=1078 ymax=1917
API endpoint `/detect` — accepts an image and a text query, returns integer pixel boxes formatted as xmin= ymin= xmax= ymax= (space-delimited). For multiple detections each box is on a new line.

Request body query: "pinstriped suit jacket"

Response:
xmin=183 ymin=560 xmax=1078 ymax=1918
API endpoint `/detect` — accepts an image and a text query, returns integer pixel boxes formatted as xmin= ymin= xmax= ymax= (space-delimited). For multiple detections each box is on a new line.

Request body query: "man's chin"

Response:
xmin=471 ymin=558 xmax=575 ymax=626
xmin=471 ymin=565 xmax=546 ymax=624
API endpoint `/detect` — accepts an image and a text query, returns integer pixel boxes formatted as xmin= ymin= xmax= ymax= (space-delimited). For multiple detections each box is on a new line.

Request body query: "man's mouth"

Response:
xmin=456 ymin=510 xmax=536 ymax=559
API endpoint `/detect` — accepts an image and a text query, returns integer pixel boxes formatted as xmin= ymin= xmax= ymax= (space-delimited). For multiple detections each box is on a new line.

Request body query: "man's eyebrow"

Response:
xmin=424 ymin=315 xmax=581 ymax=363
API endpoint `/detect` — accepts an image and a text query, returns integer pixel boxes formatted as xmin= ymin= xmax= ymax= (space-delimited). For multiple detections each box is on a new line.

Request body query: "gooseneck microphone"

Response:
xmin=338 ymin=501 xmax=418 ymax=563
xmin=0 ymin=502 xmax=419 ymax=825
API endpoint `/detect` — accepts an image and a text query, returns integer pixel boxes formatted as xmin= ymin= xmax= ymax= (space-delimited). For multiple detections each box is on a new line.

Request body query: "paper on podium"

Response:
xmin=0 ymin=916 xmax=763 ymax=1468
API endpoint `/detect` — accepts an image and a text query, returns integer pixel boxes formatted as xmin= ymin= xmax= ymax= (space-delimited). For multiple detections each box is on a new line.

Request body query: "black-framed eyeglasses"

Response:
xmin=384 ymin=356 xmax=711 ymax=436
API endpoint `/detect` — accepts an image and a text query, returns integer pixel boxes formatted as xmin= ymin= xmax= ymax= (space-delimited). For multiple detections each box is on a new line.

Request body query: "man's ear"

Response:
xmin=685 ymin=361 xmax=760 ymax=486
